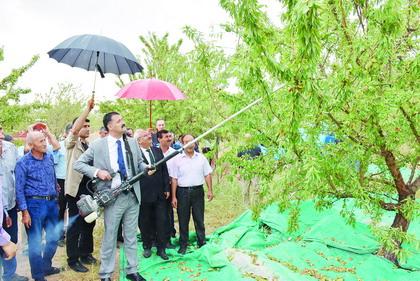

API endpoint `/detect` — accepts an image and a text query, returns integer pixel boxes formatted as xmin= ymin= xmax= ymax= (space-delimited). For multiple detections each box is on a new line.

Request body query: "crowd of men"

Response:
xmin=0 ymin=98 xmax=214 ymax=281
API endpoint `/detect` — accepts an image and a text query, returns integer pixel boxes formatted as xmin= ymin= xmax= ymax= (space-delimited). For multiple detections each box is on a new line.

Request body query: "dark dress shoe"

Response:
xmin=34 ymin=279 xmax=47 ymax=281
xmin=100 ymin=278 xmax=111 ymax=281
xmin=126 ymin=273 xmax=146 ymax=281
xmin=166 ymin=242 xmax=176 ymax=249
xmin=177 ymin=247 xmax=187 ymax=255
xmin=157 ymin=249 xmax=169 ymax=260
xmin=44 ymin=266 xmax=62 ymax=276
xmin=80 ymin=254 xmax=97 ymax=265
xmin=143 ymin=248 xmax=152 ymax=258
xmin=69 ymin=261 xmax=88 ymax=273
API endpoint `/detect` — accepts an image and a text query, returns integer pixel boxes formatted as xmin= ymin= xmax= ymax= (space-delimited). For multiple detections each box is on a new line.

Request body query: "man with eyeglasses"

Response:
xmin=64 ymin=98 xmax=97 ymax=273
xmin=135 ymin=130 xmax=170 ymax=260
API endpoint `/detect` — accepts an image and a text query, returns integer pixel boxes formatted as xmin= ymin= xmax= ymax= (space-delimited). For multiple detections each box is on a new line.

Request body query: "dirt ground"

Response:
xmin=13 ymin=180 xmax=246 ymax=281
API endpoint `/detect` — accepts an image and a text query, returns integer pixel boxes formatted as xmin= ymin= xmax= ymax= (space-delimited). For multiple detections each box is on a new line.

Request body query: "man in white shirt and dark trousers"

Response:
xmin=170 ymin=134 xmax=213 ymax=255
xmin=157 ymin=129 xmax=177 ymax=247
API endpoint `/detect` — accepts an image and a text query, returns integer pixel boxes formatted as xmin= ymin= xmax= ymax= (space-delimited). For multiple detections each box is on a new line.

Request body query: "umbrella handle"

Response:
xmin=149 ymin=100 xmax=152 ymax=128
xmin=92 ymin=51 xmax=100 ymax=98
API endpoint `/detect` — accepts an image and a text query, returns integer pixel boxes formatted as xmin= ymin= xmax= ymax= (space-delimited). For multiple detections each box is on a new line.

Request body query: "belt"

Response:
xmin=178 ymin=185 xmax=203 ymax=190
xmin=26 ymin=195 xmax=56 ymax=200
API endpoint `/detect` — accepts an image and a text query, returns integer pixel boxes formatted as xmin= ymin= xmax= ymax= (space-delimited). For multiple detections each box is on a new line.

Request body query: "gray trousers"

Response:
xmin=99 ymin=192 xmax=140 ymax=278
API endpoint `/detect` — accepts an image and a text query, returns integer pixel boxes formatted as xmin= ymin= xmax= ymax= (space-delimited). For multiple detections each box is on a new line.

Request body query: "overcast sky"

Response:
xmin=0 ymin=0 xmax=280 ymax=102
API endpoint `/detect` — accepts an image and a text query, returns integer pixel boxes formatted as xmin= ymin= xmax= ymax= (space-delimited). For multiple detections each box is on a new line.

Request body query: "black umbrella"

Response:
xmin=48 ymin=34 xmax=143 ymax=96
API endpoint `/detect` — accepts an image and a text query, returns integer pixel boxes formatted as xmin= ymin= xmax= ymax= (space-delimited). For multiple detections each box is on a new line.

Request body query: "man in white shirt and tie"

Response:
xmin=74 ymin=112 xmax=152 ymax=281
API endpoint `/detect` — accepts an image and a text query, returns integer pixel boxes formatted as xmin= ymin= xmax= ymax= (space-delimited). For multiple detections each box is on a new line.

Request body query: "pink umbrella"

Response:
xmin=116 ymin=78 xmax=186 ymax=127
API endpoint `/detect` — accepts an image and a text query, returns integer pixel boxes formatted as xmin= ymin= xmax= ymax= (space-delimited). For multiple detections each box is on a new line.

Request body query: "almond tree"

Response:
xmin=220 ymin=0 xmax=419 ymax=264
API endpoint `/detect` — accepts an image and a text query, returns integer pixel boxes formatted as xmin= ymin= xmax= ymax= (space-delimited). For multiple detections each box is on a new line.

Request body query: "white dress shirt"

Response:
xmin=162 ymin=146 xmax=176 ymax=176
xmin=0 ymin=140 xmax=18 ymax=211
xmin=170 ymin=151 xmax=212 ymax=186
xmin=107 ymin=135 xmax=130 ymax=189
xmin=140 ymin=146 xmax=155 ymax=164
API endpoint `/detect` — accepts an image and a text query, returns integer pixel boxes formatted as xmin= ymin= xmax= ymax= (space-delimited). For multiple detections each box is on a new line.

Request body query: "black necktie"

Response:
xmin=146 ymin=148 xmax=155 ymax=165
xmin=82 ymin=142 xmax=89 ymax=151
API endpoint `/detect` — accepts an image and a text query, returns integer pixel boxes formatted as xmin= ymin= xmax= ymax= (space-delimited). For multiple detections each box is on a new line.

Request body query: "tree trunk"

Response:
xmin=380 ymin=146 xmax=413 ymax=265
xmin=382 ymin=211 xmax=410 ymax=265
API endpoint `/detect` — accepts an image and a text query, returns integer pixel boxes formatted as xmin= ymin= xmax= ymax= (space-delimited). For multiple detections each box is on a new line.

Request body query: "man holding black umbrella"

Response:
xmin=64 ymin=98 xmax=96 ymax=273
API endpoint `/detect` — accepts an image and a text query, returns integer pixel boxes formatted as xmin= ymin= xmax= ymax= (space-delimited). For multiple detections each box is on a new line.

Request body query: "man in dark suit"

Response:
xmin=135 ymin=130 xmax=170 ymax=260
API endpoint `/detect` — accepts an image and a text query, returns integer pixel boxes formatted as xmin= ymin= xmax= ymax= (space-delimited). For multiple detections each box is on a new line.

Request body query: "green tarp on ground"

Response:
xmin=119 ymin=200 xmax=419 ymax=280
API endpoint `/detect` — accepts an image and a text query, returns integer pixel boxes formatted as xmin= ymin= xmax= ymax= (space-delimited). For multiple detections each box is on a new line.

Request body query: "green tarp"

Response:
xmin=119 ymin=200 xmax=419 ymax=280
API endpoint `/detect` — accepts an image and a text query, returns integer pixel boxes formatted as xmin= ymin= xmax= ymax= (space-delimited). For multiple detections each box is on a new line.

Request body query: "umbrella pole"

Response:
xmin=149 ymin=100 xmax=152 ymax=128
xmin=92 ymin=51 xmax=100 ymax=98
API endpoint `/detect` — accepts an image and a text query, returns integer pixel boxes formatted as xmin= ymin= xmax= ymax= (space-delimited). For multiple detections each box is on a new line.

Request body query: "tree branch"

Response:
xmin=352 ymin=0 xmax=365 ymax=33
xmin=399 ymin=106 xmax=420 ymax=144
xmin=407 ymin=157 xmax=419 ymax=185
xmin=408 ymin=176 xmax=419 ymax=193
xmin=376 ymin=124 xmax=412 ymax=198
xmin=380 ymin=201 xmax=400 ymax=211
xmin=326 ymin=112 xmax=365 ymax=145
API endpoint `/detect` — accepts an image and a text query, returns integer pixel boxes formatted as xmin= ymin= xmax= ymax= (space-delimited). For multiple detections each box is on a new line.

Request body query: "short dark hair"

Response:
xmin=157 ymin=129 xmax=170 ymax=139
xmin=103 ymin=112 xmax=120 ymax=132
xmin=72 ymin=117 xmax=90 ymax=126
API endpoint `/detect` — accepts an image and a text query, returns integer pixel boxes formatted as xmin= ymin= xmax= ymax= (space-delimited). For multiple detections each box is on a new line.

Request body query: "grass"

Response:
xmin=48 ymin=175 xmax=247 ymax=281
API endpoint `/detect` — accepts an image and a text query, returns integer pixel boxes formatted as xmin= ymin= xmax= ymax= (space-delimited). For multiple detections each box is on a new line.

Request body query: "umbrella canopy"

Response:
xmin=48 ymin=34 xmax=143 ymax=75
xmin=116 ymin=78 xmax=185 ymax=100
xmin=116 ymin=79 xmax=186 ymax=127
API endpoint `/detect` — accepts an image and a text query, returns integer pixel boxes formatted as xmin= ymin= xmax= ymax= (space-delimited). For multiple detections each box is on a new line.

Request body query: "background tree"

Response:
xmin=30 ymin=83 xmax=99 ymax=137
xmin=218 ymin=0 xmax=419 ymax=264
xmin=0 ymin=48 xmax=39 ymax=130
xmin=101 ymin=30 xmax=233 ymax=138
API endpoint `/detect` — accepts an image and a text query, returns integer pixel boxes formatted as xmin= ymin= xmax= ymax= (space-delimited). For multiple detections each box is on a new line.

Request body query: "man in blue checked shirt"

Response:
xmin=15 ymin=131 xmax=61 ymax=281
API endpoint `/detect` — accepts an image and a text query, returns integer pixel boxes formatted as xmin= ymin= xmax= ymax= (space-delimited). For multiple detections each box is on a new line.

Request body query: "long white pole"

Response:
xmin=183 ymin=97 xmax=263 ymax=149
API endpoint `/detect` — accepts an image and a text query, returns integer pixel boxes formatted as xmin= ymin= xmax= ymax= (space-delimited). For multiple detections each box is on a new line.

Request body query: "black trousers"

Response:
xmin=57 ymin=179 xmax=66 ymax=239
xmin=176 ymin=187 xmax=205 ymax=248
xmin=139 ymin=200 xmax=168 ymax=250
xmin=65 ymin=184 xmax=96 ymax=265
xmin=166 ymin=195 xmax=176 ymax=239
